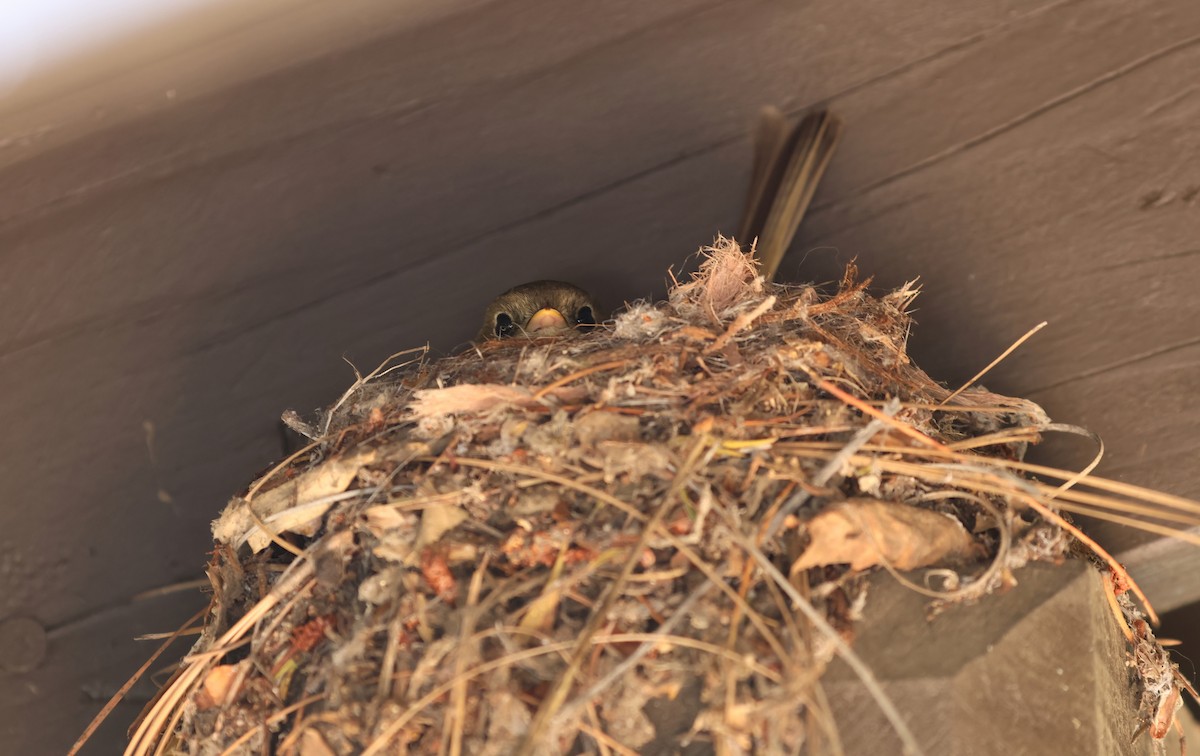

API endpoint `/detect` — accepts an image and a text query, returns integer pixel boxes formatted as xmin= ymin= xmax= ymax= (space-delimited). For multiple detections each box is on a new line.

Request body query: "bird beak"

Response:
xmin=526 ymin=308 xmax=569 ymax=333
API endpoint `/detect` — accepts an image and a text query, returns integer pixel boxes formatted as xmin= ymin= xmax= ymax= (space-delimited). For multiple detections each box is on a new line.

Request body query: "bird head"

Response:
xmin=478 ymin=280 xmax=600 ymax=341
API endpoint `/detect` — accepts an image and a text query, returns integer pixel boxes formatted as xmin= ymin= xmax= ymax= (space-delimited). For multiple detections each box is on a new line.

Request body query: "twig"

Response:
xmin=447 ymin=554 xmax=491 ymax=756
xmin=215 ymin=694 xmax=325 ymax=756
xmin=818 ymin=380 xmax=946 ymax=451
xmin=68 ymin=606 xmax=207 ymax=756
xmin=127 ymin=561 xmax=314 ymax=755
xmin=321 ymin=346 xmax=428 ymax=437
xmin=533 ymin=360 xmax=629 ymax=400
xmin=939 ymin=321 xmax=1047 ymax=406
xmin=735 ymin=533 xmax=926 ymax=756
xmin=361 ymin=630 xmax=776 ymax=756
xmin=704 ymin=295 xmax=776 ymax=354
xmin=548 ymin=582 xmax=715 ymax=732
xmin=771 ymin=398 xmax=899 ymax=532
xmin=515 ymin=437 xmax=714 ymax=755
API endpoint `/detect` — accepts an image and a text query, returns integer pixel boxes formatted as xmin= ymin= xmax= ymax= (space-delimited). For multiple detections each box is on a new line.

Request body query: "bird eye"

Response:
xmin=575 ymin=306 xmax=596 ymax=329
xmin=495 ymin=312 xmax=518 ymax=338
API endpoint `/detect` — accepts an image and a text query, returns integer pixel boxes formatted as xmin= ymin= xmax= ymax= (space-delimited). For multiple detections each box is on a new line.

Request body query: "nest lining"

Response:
xmin=123 ymin=237 xmax=1194 ymax=756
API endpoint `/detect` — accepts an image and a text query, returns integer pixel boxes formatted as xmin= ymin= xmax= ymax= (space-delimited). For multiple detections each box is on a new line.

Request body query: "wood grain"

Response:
xmin=1 ymin=0 xmax=1197 ymax=751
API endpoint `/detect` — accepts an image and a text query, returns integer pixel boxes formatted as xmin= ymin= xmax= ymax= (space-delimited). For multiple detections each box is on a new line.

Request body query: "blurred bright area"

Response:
xmin=0 ymin=0 xmax=222 ymax=94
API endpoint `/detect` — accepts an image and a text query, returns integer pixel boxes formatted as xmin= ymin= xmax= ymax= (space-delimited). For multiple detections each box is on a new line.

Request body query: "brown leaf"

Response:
xmin=519 ymin=552 xmax=566 ymax=634
xmin=790 ymin=498 xmax=976 ymax=573
xmin=298 ymin=729 xmax=338 ymax=756
xmin=416 ymin=502 xmax=469 ymax=550
xmin=363 ymin=506 xmax=420 ymax=563
xmin=213 ymin=448 xmax=377 ymax=552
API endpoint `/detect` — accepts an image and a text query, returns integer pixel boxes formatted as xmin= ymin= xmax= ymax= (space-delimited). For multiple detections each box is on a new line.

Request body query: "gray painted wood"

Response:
xmin=825 ymin=563 xmax=1151 ymax=756
xmin=1 ymin=0 xmax=1197 ymax=752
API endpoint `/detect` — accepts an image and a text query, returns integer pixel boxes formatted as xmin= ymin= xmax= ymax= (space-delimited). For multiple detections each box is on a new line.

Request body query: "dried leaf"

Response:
xmin=212 ymin=448 xmax=377 ymax=552
xmin=416 ymin=502 xmax=468 ymax=550
xmin=363 ymin=505 xmax=412 ymax=531
xmin=791 ymin=498 xmax=976 ymax=573
xmin=363 ymin=506 xmax=420 ymax=563
xmin=411 ymin=383 xmax=585 ymax=419
xmin=298 ymin=729 xmax=338 ymax=756
xmin=519 ymin=550 xmax=567 ymax=633
xmin=412 ymin=384 xmax=534 ymax=417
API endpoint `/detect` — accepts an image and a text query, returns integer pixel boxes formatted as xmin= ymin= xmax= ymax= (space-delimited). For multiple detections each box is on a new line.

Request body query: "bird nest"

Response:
xmin=119 ymin=238 xmax=1195 ymax=755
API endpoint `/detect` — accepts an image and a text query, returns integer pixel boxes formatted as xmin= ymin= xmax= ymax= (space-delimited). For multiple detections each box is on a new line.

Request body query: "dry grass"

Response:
xmin=82 ymin=237 xmax=1197 ymax=755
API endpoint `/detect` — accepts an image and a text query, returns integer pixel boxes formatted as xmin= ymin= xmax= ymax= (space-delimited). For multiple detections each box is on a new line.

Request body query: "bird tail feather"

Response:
xmin=737 ymin=108 xmax=843 ymax=283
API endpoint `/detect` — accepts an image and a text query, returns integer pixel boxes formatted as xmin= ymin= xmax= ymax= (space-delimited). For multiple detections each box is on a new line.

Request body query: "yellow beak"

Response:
xmin=526 ymin=308 xmax=569 ymax=333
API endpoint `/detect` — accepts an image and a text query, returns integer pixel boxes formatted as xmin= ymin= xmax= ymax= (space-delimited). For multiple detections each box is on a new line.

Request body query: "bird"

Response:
xmin=738 ymin=108 xmax=842 ymax=282
xmin=477 ymin=279 xmax=600 ymax=341
xmin=476 ymin=108 xmax=842 ymax=340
